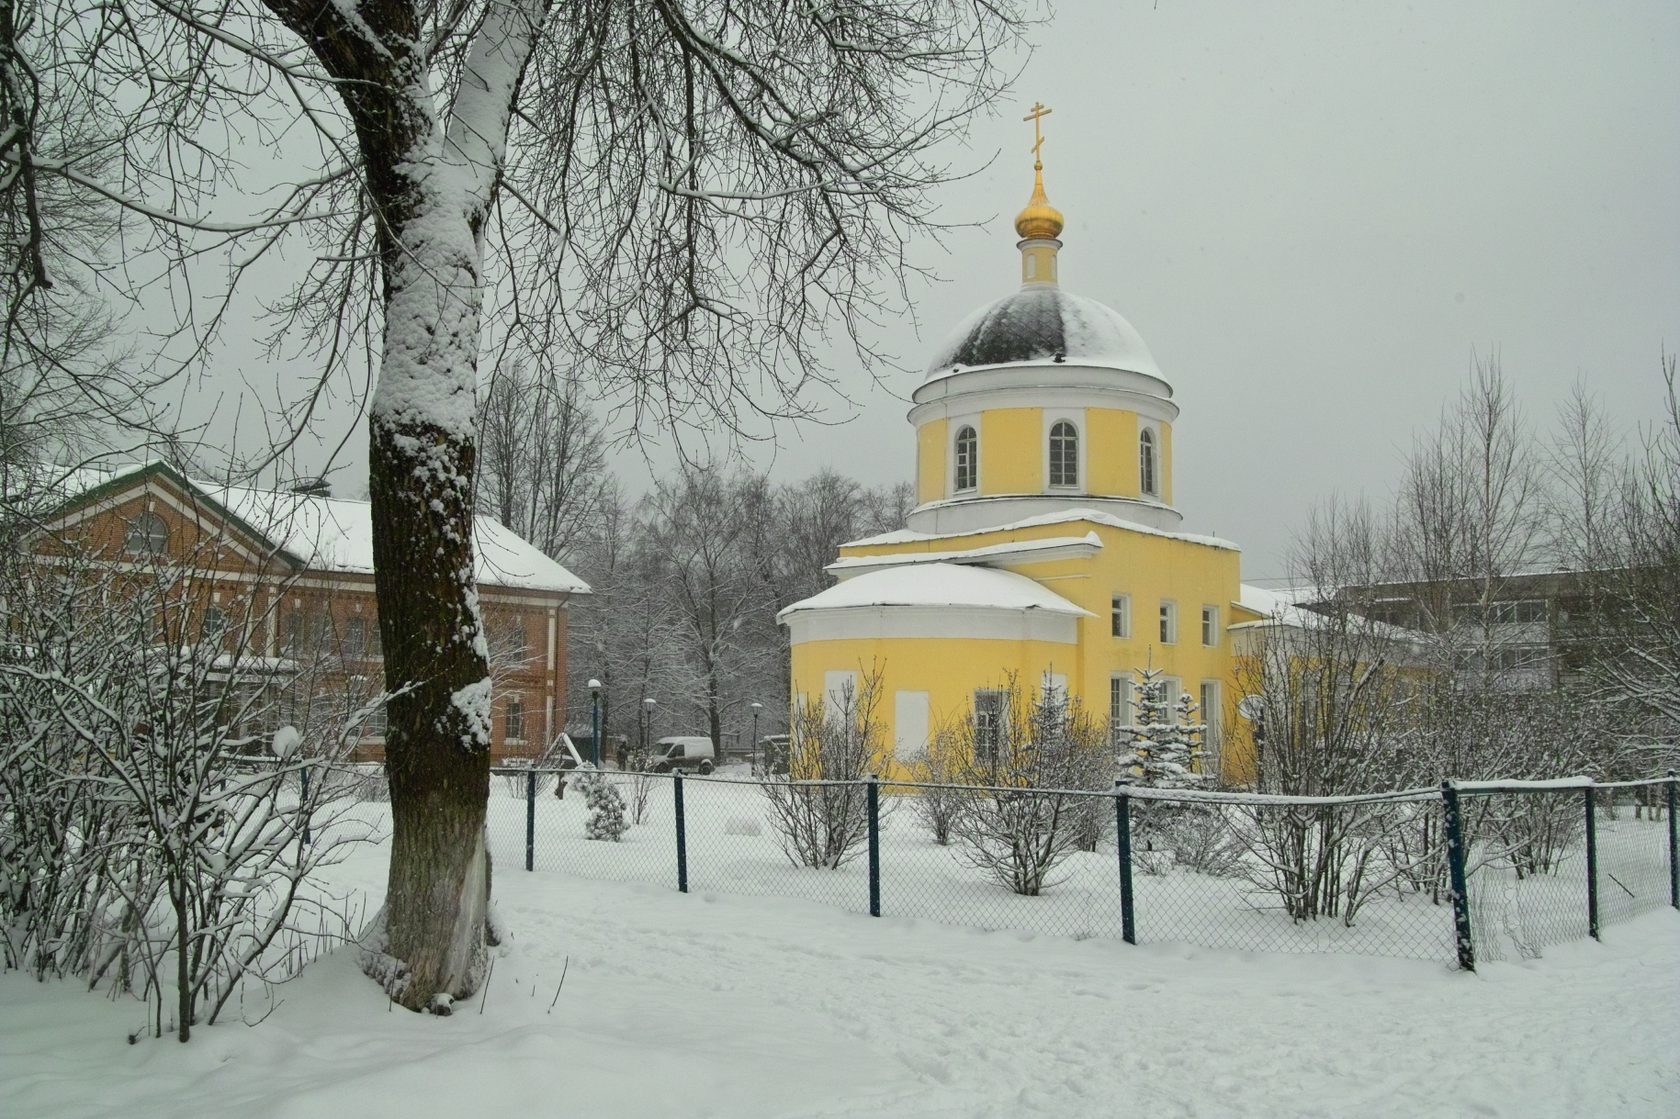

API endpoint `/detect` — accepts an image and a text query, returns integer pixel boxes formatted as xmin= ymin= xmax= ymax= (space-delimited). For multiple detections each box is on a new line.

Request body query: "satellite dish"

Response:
xmin=1236 ymin=695 xmax=1265 ymax=721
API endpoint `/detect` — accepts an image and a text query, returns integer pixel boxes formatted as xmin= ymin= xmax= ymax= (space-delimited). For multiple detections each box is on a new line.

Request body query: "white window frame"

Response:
xmin=125 ymin=511 xmax=169 ymax=556
xmin=1139 ymin=426 xmax=1160 ymax=497
xmin=1111 ymin=593 xmax=1131 ymax=638
xmin=505 ymin=695 xmax=526 ymax=743
xmin=973 ymin=688 xmax=1007 ymax=765
xmin=1199 ymin=680 xmax=1221 ymax=775
xmin=952 ymin=422 xmax=979 ymax=494
xmin=1109 ymin=674 xmax=1133 ymax=747
xmin=1201 ymin=604 xmax=1219 ymax=647
xmin=824 ymin=669 xmax=860 ymax=711
xmin=1045 ymin=412 xmax=1082 ymax=490
xmin=344 ymin=616 xmax=366 ymax=659
xmin=1159 ymin=599 xmax=1178 ymax=645
xmin=1163 ymin=675 xmax=1182 ymax=716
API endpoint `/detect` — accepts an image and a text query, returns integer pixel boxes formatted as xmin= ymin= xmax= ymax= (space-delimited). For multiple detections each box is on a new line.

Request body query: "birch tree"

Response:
xmin=16 ymin=0 xmax=1025 ymax=1010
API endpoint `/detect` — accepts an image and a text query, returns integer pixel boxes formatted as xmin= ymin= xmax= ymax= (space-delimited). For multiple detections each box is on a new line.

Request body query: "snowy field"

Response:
xmin=3 ymin=776 xmax=1677 ymax=1118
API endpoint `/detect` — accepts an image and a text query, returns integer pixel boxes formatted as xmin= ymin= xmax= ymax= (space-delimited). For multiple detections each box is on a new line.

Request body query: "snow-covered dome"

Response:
xmin=924 ymin=286 xmax=1163 ymax=381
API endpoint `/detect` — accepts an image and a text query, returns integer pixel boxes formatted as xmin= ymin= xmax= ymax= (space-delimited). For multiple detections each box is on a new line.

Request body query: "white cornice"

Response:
xmin=909 ymin=364 xmax=1180 ymax=427
xmin=785 ymin=605 xmax=1081 ymax=645
xmin=826 ymin=533 xmax=1101 ymax=579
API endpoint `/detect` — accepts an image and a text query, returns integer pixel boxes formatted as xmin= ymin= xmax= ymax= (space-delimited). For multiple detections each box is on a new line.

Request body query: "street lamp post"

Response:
xmin=588 ymin=679 xmax=602 ymax=767
xmin=750 ymin=701 xmax=763 ymax=775
xmin=643 ymin=697 xmax=656 ymax=759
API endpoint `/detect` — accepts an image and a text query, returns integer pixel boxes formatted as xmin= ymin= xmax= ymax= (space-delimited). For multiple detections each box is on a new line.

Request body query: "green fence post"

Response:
xmin=867 ymin=776 xmax=881 ymax=917
xmin=1440 ymin=780 xmax=1475 ymax=971
xmin=1115 ymin=780 xmax=1136 ymax=945
xmin=1584 ymin=785 xmax=1600 ymax=940
xmin=1668 ymin=771 xmax=1677 ymax=912
xmin=525 ymin=767 xmax=536 ymax=872
xmin=674 ymin=771 xmax=688 ymax=894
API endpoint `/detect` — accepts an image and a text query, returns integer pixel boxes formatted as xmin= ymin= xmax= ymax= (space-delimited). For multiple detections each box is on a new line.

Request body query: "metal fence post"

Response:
xmin=1583 ymin=785 xmax=1600 ymax=940
xmin=1115 ymin=779 xmax=1136 ymax=945
xmin=299 ymin=767 xmax=312 ymax=847
xmin=1668 ymin=771 xmax=1678 ymax=912
xmin=525 ymin=767 xmax=537 ymax=872
xmin=674 ymin=771 xmax=688 ymax=894
xmin=866 ymin=775 xmax=881 ymax=917
xmin=1440 ymin=780 xmax=1474 ymax=971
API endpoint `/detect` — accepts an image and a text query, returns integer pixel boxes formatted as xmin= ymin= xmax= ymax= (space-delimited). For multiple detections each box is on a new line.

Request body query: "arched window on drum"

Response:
xmin=1049 ymin=420 xmax=1078 ymax=488
xmin=1139 ymin=428 xmax=1159 ymax=497
xmin=954 ymin=425 xmax=978 ymax=493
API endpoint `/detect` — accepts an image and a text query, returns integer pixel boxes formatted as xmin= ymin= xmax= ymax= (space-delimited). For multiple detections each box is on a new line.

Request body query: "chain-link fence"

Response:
xmin=440 ymin=767 xmax=1678 ymax=969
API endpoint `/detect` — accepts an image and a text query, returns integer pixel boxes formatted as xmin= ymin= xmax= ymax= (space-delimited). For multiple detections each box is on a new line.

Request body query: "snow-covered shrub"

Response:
xmin=0 ymin=551 xmax=374 ymax=1041
xmin=1153 ymin=802 xmax=1246 ymax=878
xmin=910 ymin=729 xmax=970 ymax=846
xmin=947 ymin=675 xmax=1111 ymax=896
xmin=572 ymin=766 xmax=627 ymax=841
xmin=763 ymin=667 xmax=890 ymax=869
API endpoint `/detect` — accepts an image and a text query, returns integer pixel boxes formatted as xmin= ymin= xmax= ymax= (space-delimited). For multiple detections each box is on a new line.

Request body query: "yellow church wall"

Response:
xmin=1085 ymin=408 xmax=1139 ymax=496
xmin=916 ymin=419 xmax=947 ymax=504
xmin=799 ymin=519 xmax=1256 ymax=783
xmin=1160 ymin=422 xmax=1174 ymax=505
xmin=979 ymin=408 xmax=1041 ymax=495
xmin=789 ymin=633 xmax=1084 ymax=782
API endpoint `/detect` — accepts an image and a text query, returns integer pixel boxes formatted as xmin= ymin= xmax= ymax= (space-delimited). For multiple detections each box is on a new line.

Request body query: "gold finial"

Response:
xmin=1015 ymin=101 xmax=1064 ymax=241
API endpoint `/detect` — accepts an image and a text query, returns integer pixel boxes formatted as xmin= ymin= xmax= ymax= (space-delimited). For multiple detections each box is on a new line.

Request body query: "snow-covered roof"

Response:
xmin=845 ymin=508 xmax=1238 ymax=552
xmin=51 ymin=461 xmax=589 ymax=595
xmin=1230 ymin=582 xmax=1424 ymax=644
xmin=208 ymin=484 xmax=589 ymax=594
xmin=777 ymin=563 xmax=1093 ymax=621
xmin=825 ymin=533 xmax=1101 ymax=577
xmin=923 ymin=286 xmax=1165 ymax=382
xmin=1235 ymin=583 xmax=1300 ymax=618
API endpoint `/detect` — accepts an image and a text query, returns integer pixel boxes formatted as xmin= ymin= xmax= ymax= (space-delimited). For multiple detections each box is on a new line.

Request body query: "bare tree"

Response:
xmin=643 ymin=465 xmax=779 ymax=753
xmin=763 ymin=666 xmax=891 ymax=870
xmin=15 ymin=0 xmax=1025 ymax=1010
xmin=1592 ymin=354 xmax=1680 ymax=735
xmin=477 ymin=351 xmax=607 ymax=559
xmin=946 ymin=675 xmax=1110 ymax=896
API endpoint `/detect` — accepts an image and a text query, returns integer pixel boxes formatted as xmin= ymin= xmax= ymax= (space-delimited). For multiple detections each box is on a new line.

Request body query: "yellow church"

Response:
xmin=778 ymin=110 xmax=1266 ymax=785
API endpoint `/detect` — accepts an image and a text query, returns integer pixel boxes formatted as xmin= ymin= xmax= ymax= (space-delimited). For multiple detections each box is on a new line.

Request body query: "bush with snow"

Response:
xmin=572 ymin=766 xmax=628 ymax=841
xmin=946 ymin=676 xmax=1111 ymax=896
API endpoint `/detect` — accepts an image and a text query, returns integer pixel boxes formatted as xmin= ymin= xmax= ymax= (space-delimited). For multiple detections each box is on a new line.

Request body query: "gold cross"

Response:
xmin=1023 ymin=101 xmax=1052 ymax=165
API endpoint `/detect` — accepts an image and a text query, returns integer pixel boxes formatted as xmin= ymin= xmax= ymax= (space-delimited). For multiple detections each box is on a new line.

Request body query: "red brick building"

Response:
xmin=31 ymin=461 xmax=589 ymax=761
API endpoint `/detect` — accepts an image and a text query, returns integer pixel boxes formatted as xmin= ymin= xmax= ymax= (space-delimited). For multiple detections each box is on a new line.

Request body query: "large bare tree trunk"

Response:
xmin=264 ymin=0 xmax=545 ymax=1012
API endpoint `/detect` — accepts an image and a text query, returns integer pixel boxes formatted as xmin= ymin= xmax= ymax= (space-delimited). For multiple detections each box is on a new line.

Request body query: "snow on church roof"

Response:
xmin=923 ymin=287 xmax=1165 ymax=382
xmin=777 ymin=563 xmax=1092 ymax=622
xmin=845 ymin=508 xmax=1239 ymax=552
xmin=825 ymin=533 xmax=1101 ymax=576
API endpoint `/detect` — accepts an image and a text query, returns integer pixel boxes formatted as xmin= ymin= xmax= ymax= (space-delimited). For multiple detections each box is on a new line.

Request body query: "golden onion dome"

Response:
xmin=1014 ymin=165 xmax=1064 ymax=241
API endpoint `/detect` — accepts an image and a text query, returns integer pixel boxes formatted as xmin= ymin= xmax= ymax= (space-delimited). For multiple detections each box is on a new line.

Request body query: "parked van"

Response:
xmin=648 ymin=735 xmax=717 ymax=775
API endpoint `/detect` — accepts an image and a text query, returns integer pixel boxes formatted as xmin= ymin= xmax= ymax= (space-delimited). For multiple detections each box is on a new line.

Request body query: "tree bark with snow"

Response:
xmin=22 ymin=0 xmax=1025 ymax=1011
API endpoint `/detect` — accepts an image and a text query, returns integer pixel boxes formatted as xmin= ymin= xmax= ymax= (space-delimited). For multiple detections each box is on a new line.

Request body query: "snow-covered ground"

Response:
xmin=4 ymin=797 xmax=1676 ymax=1119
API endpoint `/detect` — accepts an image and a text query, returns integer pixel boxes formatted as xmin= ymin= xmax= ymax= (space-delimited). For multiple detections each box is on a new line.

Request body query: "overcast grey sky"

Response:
xmin=625 ymin=0 xmax=1680 ymax=583
xmin=208 ymin=0 xmax=1677 ymax=583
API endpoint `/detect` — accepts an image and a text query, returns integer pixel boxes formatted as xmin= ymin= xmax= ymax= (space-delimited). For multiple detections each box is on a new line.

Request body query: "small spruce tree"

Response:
xmin=572 ymin=765 xmax=628 ymax=841
xmin=1118 ymin=666 xmax=1207 ymax=789
xmin=1118 ymin=666 xmax=1212 ymax=873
